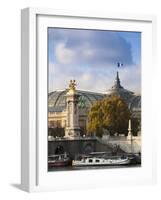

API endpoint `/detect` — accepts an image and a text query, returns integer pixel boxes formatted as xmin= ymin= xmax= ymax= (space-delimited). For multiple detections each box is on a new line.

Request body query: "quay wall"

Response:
xmin=48 ymin=138 xmax=114 ymax=158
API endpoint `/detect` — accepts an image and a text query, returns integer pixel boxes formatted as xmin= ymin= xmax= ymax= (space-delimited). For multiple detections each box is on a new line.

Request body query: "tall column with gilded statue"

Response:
xmin=65 ymin=80 xmax=80 ymax=138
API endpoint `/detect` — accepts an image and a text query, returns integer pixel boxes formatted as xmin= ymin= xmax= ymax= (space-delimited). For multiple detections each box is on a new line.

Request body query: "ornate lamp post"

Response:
xmin=127 ymin=119 xmax=133 ymax=154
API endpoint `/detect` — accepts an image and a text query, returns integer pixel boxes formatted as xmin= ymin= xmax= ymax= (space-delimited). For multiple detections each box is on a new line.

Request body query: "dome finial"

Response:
xmin=114 ymin=71 xmax=122 ymax=88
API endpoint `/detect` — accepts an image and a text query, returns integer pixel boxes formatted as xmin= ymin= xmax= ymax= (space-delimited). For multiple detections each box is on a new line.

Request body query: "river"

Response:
xmin=48 ymin=164 xmax=141 ymax=172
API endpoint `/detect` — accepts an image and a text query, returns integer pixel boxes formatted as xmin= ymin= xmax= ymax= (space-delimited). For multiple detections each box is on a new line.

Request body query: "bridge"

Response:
xmin=48 ymin=137 xmax=124 ymax=158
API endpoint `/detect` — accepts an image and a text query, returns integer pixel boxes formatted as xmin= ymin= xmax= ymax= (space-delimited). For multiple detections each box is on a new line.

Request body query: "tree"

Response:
xmin=87 ymin=100 xmax=104 ymax=137
xmin=87 ymin=95 xmax=132 ymax=137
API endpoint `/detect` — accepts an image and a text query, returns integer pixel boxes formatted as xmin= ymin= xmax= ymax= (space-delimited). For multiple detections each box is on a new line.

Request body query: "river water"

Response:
xmin=48 ymin=164 xmax=141 ymax=172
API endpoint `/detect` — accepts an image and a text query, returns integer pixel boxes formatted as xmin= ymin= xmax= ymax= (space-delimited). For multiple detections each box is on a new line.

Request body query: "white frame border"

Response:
xmin=21 ymin=7 xmax=157 ymax=192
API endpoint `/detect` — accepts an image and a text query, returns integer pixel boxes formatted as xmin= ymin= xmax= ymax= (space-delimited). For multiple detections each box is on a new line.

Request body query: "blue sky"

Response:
xmin=48 ymin=28 xmax=141 ymax=94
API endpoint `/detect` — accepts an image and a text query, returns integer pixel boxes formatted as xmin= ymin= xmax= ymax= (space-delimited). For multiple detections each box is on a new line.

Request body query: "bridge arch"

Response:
xmin=83 ymin=142 xmax=94 ymax=154
xmin=55 ymin=145 xmax=65 ymax=154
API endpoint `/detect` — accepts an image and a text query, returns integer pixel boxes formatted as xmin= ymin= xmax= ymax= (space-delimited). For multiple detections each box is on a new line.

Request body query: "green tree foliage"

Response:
xmin=87 ymin=95 xmax=136 ymax=137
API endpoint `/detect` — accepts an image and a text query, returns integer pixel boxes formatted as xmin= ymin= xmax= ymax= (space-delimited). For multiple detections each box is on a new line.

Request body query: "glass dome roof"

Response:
xmin=48 ymin=89 xmax=104 ymax=112
xmin=128 ymin=96 xmax=141 ymax=110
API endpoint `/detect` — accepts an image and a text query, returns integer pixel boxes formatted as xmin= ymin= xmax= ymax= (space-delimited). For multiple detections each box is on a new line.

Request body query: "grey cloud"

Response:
xmin=49 ymin=28 xmax=134 ymax=66
xmin=48 ymin=28 xmax=140 ymax=94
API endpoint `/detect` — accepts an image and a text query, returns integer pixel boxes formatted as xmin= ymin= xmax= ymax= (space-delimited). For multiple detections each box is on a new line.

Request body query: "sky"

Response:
xmin=48 ymin=28 xmax=141 ymax=94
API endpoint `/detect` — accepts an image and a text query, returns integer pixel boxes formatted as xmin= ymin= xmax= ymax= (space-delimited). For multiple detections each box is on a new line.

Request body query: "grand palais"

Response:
xmin=48 ymin=72 xmax=141 ymax=137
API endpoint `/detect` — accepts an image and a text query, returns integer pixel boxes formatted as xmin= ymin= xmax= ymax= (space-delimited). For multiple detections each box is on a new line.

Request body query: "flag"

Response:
xmin=117 ymin=62 xmax=123 ymax=67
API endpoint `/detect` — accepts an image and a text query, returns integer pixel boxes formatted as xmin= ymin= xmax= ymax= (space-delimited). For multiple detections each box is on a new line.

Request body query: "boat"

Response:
xmin=128 ymin=153 xmax=141 ymax=164
xmin=72 ymin=156 xmax=130 ymax=167
xmin=89 ymin=152 xmax=109 ymax=156
xmin=48 ymin=152 xmax=71 ymax=167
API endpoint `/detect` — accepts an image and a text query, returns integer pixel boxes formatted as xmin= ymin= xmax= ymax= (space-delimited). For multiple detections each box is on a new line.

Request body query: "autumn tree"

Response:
xmin=87 ymin=100 xmax=104 ymax=137
xmin=87 ymin=95 xmax=133 ymax=137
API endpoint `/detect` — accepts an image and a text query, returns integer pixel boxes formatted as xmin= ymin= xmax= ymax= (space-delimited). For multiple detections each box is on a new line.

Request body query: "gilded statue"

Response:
xmin=68 ymin=80 xmax=76 ymax=93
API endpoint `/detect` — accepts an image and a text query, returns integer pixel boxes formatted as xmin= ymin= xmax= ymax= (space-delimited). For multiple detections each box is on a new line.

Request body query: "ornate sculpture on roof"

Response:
xmin=68 ymin=80 xmax=77 ymax=94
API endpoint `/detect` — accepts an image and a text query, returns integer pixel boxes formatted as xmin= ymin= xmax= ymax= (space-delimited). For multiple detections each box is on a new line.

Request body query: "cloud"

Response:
xmin=119 ymin=65 xmax=141 ymax=94
xmin=55 ymin=43 xmax=76 ymax=64
xmin=49 ymin=28 xmax=134 ymax=67
xmin=48 ymin=28 xmax=141 ymax=94
xmin=48 ymin=63 xmax=141 ymax=94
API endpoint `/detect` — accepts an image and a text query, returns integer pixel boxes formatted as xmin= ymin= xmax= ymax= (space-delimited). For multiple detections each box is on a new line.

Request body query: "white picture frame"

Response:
xmin=21 ymin=7 xmax=157 ymax=192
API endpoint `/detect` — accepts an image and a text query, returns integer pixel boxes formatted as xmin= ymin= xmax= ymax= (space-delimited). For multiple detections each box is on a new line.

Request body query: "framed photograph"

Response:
xmin=21 ymin=8 xmax=156 ymax=192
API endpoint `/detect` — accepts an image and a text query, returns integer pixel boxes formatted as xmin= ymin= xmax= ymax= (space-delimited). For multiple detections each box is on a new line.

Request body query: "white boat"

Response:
xmin=72 ymin=156 xmax=130 ymax=166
